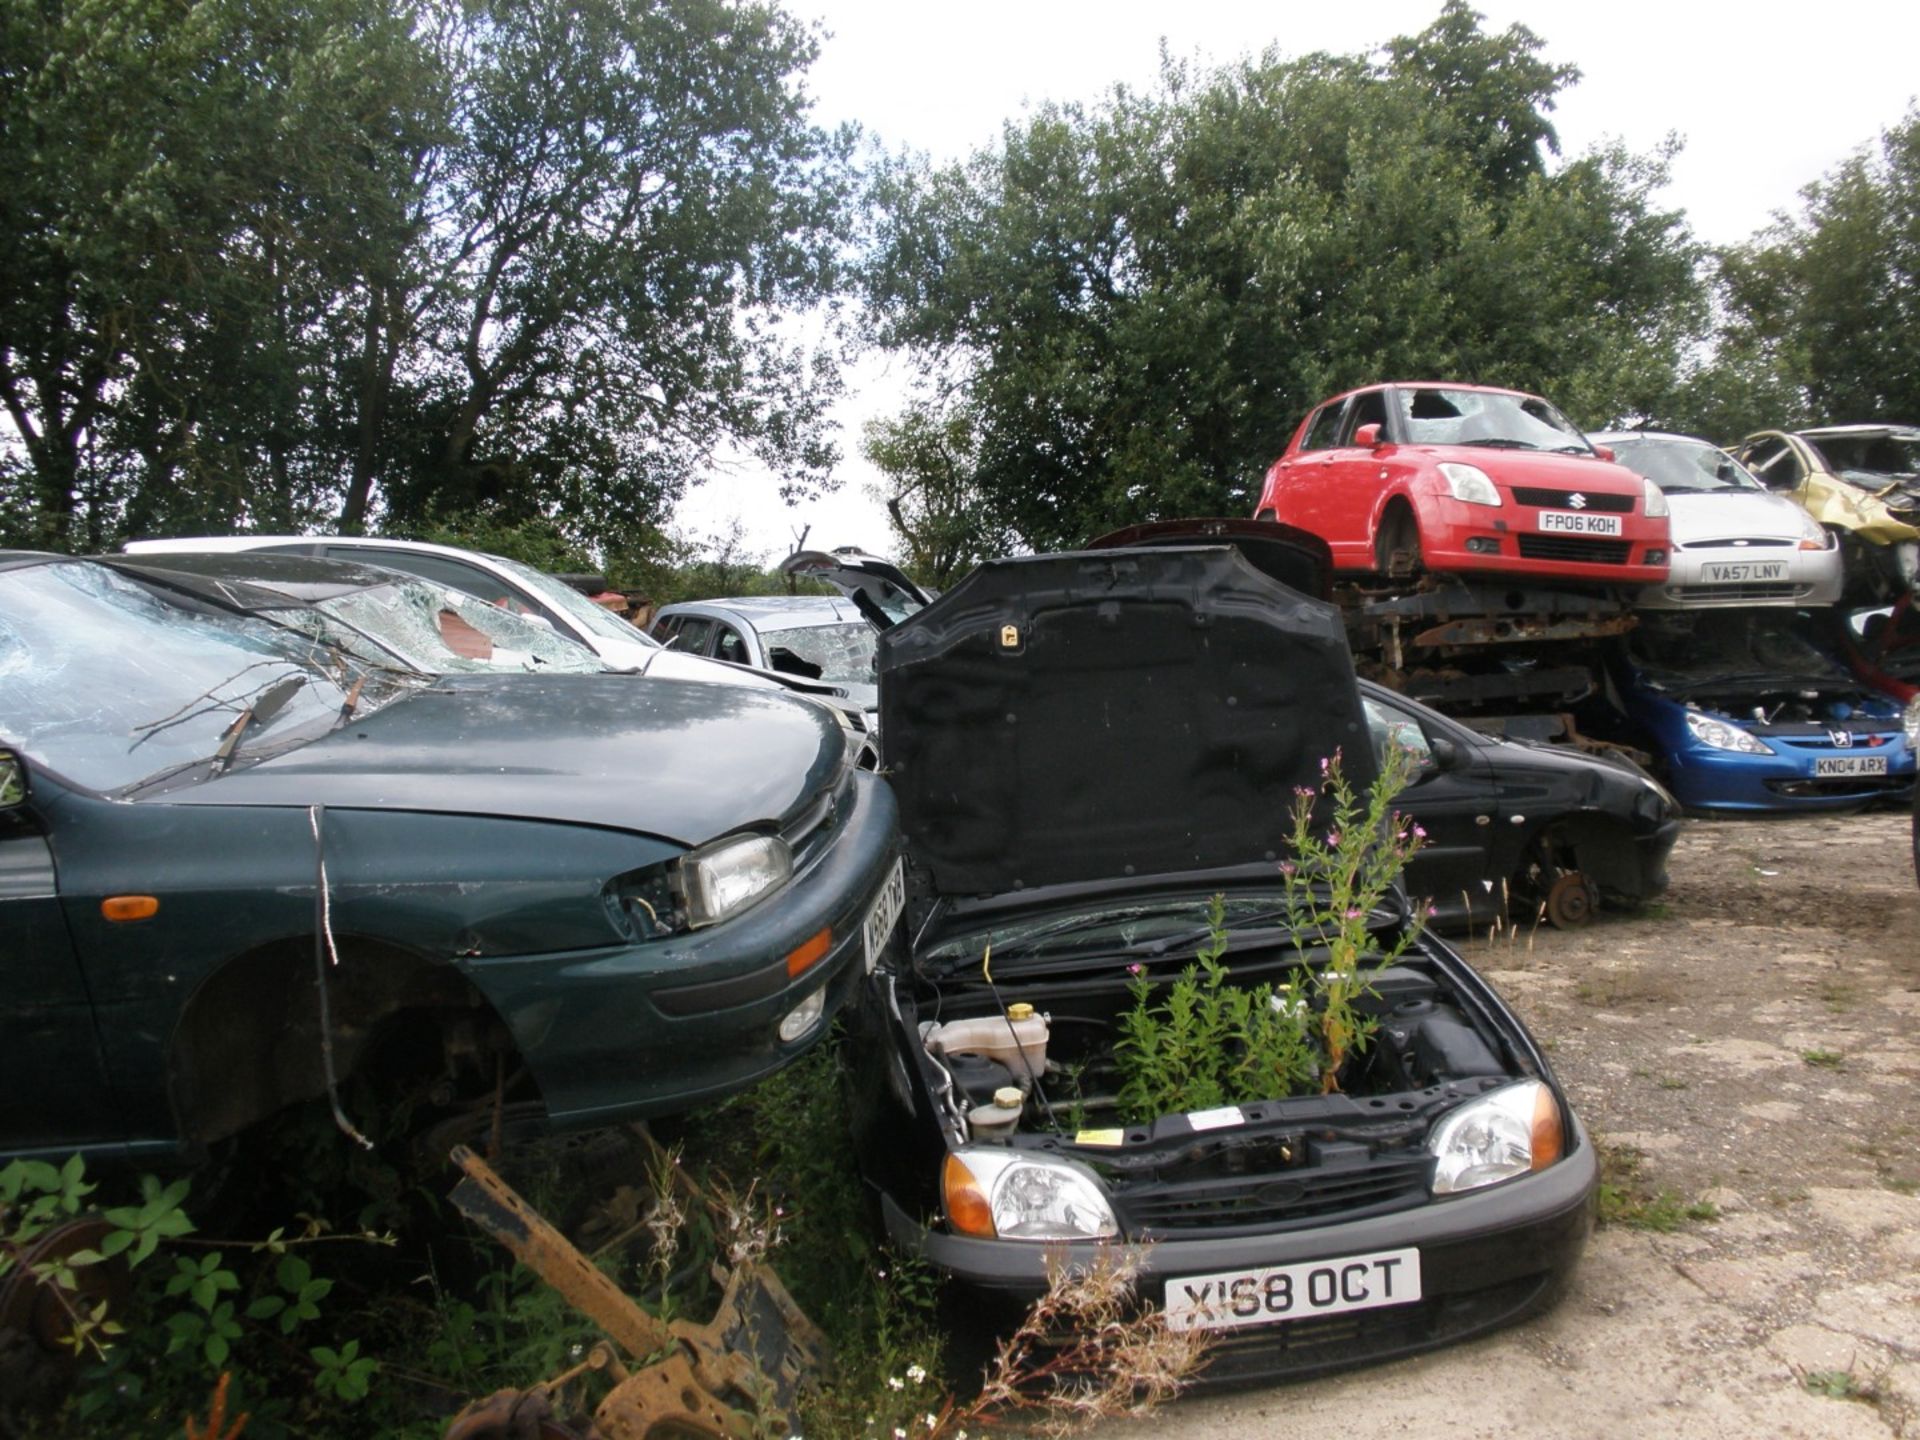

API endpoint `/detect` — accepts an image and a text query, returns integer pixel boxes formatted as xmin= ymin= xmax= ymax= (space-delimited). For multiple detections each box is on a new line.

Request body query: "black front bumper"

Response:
xmin=879 ymin=1117 xmax=1597 ymax=1385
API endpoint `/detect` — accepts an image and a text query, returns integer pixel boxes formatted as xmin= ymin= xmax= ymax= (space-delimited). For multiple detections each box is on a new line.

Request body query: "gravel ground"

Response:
xmin=1109 ymin=809 xmax=1920 ymax=1439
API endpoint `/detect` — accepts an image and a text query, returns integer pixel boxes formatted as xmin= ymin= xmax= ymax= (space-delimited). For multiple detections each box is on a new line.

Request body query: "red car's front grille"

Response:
xmin=1516 ymin=536 xmax=1633 ymax=564
xmin=1510 ymin=487 xmax=1635 ymax=513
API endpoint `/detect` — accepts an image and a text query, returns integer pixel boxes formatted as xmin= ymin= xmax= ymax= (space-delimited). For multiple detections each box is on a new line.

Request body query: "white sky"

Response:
xmin=676 ymin=0 xmax=1920 ymax=562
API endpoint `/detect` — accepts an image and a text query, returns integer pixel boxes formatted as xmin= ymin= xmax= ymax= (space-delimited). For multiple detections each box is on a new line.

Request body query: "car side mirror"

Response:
xmin=1354 ymin=423 xmax=1385 ymax=449
xmin=0 ymin=750 xmax=25 ymax=808
xmin=1591 ymin=444 xmax=1615 ymax=463
xmin=1427 ymin=735 xmax=1464 ymax=771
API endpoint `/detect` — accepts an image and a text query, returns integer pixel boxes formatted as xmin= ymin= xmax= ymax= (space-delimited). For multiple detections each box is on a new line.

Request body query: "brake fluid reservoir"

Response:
xmin=923 ymin=1004 xmax=1050 ymax=1083
xmin=967 ymin=1086 xmax=1026 ymax=1142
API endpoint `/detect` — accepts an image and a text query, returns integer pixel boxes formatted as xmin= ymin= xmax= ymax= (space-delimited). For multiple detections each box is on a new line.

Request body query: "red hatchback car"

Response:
xmin=1254 ymin=383 xmax=1672 ymax=585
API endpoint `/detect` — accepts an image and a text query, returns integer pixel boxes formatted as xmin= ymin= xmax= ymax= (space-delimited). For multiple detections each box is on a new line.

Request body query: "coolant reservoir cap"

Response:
xmin=993 ymin=1087 xmax=1025 ymax=1109
xmin=1006 ymin=1003 xmax=1035 ymax=1021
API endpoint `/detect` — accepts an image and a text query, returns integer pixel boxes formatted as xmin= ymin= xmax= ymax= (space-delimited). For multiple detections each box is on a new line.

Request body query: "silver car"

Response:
xmin=1592 ymin=431 xmax=1843 ymax=609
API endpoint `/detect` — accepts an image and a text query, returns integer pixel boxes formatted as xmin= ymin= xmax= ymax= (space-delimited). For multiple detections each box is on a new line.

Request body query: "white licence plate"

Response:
xmin=861 ymin=857 xmax=907 ymax=972
xmin=1814 ymin=755 xmax=1888 ymax=777
xmin=1702 ymin=560 xmax=1787 ymax=582
xmin=1536 ymin=510 xmax=1623 ymax=536
xmin=1163 ymin=1246 xmax=1421 ymax=1333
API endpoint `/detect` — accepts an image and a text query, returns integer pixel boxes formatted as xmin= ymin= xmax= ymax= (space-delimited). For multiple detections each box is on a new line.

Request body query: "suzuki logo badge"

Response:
xmin=1829 ymin=729 xmax=1855 ymax=748
xmin=1568 ymin=493 xmax=1588 ymax=510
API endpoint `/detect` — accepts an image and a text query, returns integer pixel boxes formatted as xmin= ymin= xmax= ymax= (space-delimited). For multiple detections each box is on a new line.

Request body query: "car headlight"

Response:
xmin=676 ymin=834 xmax=792 ymax=928
xmin=1904 ymin=695 xmax=1919 ymax=748
xmin=1438 ymin=462 xmax=1501 ymax=507
xmin=942 ymin=1148 xmax=1118 ymax=1240
xmin=1428 ymin=1080 xmax=1565 ymax=1195
xmin=1684 ymin=710 xmax=1773 ymax=755
xmin=1791 ymin=507 xmax=1832 ymax=548
xmin=1641 ymin=477 xmax=1670 ymax=519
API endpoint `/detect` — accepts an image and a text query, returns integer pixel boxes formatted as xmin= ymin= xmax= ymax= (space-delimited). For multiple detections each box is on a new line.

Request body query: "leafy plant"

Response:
xmin=1114 ymin=747 xmax=1427 ymax=1119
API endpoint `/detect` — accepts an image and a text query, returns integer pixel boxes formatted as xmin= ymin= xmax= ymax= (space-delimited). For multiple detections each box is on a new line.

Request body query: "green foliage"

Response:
xmin=1115 ymin=897 xmax=1319 ymax=1121
xmin=1688 ymin=104 xmax=1920 ymax=435
xmin=864 ymin=8 xmax=1706 ymax=549
xmin=1114 ymin=748 xmax=1427 ymax=1118
xmin=1 ymin=0 xmax=856 ymax=551
xmin=310 ymin=1339 xmax=378 ymax=1402
xmin=861 ymin=401 xmax=1014 ymax=589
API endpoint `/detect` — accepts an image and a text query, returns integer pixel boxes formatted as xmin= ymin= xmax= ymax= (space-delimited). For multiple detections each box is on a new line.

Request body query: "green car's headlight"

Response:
xmin=676 ymin=834 xmax=792 ymax=929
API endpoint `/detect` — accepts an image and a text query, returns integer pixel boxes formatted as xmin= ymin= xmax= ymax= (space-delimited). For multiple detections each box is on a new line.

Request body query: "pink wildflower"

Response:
xmin=1326 ymin=828 xmax=1341 ymax=847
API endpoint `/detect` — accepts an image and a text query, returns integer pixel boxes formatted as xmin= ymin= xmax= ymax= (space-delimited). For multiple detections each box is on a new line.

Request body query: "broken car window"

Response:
xmin=1608 ymin=437 xmax=1764 ymax=494
xmin=0 ymin=560 xmax=409 ymax=794
xmin=274 ymin=581 xmax=606 ymax=675
xmin=1396 ymin=388 xmax=1590 ymax=452
xmin=755 ymin=623 xmax=878 ymax=686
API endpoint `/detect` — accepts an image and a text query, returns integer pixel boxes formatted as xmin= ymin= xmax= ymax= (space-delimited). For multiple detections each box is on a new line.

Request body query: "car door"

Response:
xmin=1360 ymin=692 xmax=1500 ymax=923
xmin=0 ymin=752 xmax=121 ymax=1154
xmin=1264 ymin=399 xmax=1347 ymax=526
xmin=1302 ymin=390 xmax=1393 ymax=569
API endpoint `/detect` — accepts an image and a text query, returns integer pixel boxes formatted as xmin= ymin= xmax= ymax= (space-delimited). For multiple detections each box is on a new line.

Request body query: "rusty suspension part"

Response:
xmin=445 ymin=1146 xmax=829 ymax=1440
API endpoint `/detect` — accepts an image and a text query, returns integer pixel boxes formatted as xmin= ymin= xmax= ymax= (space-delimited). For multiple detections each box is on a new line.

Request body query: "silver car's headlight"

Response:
xmin=1685 ymin=710 xmax=1772 ymax=755
xmin=1641 ymin=477 xmax=1670 ymax=519
xmin=942 ymin=1148 xmax=1118 ymax=1240
xmin=1438 ymin=462 xmax=1501 ymax=507
xmin=676 ymin=834 xmax=792 ymax=928
xmin=1428 ymin=1080 xmax=1566 ymax=1195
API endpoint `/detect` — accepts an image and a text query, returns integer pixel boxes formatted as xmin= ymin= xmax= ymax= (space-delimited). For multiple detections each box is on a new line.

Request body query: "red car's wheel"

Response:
xmin=1375 ymin=506 xmax=1423 ymax=581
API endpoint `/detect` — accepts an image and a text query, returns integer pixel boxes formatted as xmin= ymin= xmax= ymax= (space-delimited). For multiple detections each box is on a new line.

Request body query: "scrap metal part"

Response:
xmin=444 ymin=1145 xmax=829 ymax=1440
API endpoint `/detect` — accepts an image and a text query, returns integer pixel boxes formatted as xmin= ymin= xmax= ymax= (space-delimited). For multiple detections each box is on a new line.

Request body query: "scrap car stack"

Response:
xmin=1 ymin=378 xmax=1916 ymax=1408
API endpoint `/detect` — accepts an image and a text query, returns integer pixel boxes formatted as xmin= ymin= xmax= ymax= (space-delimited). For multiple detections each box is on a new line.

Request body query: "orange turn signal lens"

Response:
xmin=101 ymin=895 xmax=159 ymax=922
xmin=785 ymin=927 xmax=833 ymax=979
xmin=942 ymin=1153 xmax=996 ymax=1238
xmin=1530 ymin=1085 xmax=1565 ymax=1172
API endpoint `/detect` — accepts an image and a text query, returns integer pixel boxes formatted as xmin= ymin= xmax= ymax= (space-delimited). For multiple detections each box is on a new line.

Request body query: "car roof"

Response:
xmin=1795 ymin=424 xmax=1920 ymax=441
xmin=120 ymin=534 xmax=521 ymax=570
xmin=1588 ymin=430 xmax=1718 ymax=447
xmin=1320 ymin=380 xmax=1540 ymax=405
xmin=658 ymin=596 xmax=867 ymax=627
xmin=105 ymin=550 xmax=419 ymax=604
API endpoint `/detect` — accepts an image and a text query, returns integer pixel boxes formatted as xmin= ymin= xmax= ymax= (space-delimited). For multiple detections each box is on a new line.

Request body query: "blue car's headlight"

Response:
xmin=1685 ymin=710 xmax=1772 ymax=755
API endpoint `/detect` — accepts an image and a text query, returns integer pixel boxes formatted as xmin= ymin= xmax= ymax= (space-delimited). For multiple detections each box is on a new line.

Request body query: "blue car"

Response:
xmin=1606 ymin=609 xmax=1914 ymax=812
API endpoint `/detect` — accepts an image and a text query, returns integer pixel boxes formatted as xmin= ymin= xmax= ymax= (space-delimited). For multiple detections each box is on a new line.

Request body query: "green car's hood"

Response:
xmin=157 ymin=672 xmax=844 ymax=846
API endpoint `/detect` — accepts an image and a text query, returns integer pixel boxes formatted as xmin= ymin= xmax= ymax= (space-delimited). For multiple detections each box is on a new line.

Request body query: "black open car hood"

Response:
xmin=879 ymin=545 xmax=1374 ymax=896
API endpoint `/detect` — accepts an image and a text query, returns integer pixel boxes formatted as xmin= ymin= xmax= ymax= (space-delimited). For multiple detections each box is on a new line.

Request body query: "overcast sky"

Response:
xmin=677 ymin=0 xmax=1920 ymax=560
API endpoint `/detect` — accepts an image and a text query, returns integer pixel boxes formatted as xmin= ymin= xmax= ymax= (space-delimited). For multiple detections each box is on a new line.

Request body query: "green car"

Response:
xmin=0 ymin=553 xmax=903 ymax=1167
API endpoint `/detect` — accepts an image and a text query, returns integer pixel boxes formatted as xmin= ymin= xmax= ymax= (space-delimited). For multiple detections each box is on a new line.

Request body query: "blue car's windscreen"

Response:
xmin=0 ymin=560 xmax=409 ymax=794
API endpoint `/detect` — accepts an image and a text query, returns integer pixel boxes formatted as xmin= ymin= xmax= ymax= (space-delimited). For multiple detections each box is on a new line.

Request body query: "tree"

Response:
xmin=0 ymin=0 xmax=856 ymax=551
xmin=861 ymin=401 xmax=1013 ymax=587
xmin=863 ymin=7 xmax=1706 ymax=550
xmin=1689 ymin=106 xmax=1920 ymax=436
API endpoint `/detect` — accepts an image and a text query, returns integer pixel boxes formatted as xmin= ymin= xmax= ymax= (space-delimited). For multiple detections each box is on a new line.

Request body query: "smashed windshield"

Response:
xmin=1629 ymin=610 xmax=1843 ymax=688
xmin=0 ymin=560 xmax=409 ymax=794
xmin=1396 ymin=388 xmax=1591 ymax=452
xmin=757 ymin=622 xmax=877 ymax=686
xmin=1810 ymin=432 xmax=1920 ymax=486
xmin=488 ymin=553 xmax=658 ymax=648
xmin=1608 ymin=438 xmax=1763 ymax=494
xmin=273 ymin=581 xmax=606 ymax=675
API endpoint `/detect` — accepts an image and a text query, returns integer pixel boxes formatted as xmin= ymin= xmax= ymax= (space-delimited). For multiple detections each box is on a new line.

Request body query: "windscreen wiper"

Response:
xmin=212 ymin=675 xmax=307 ymax=773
